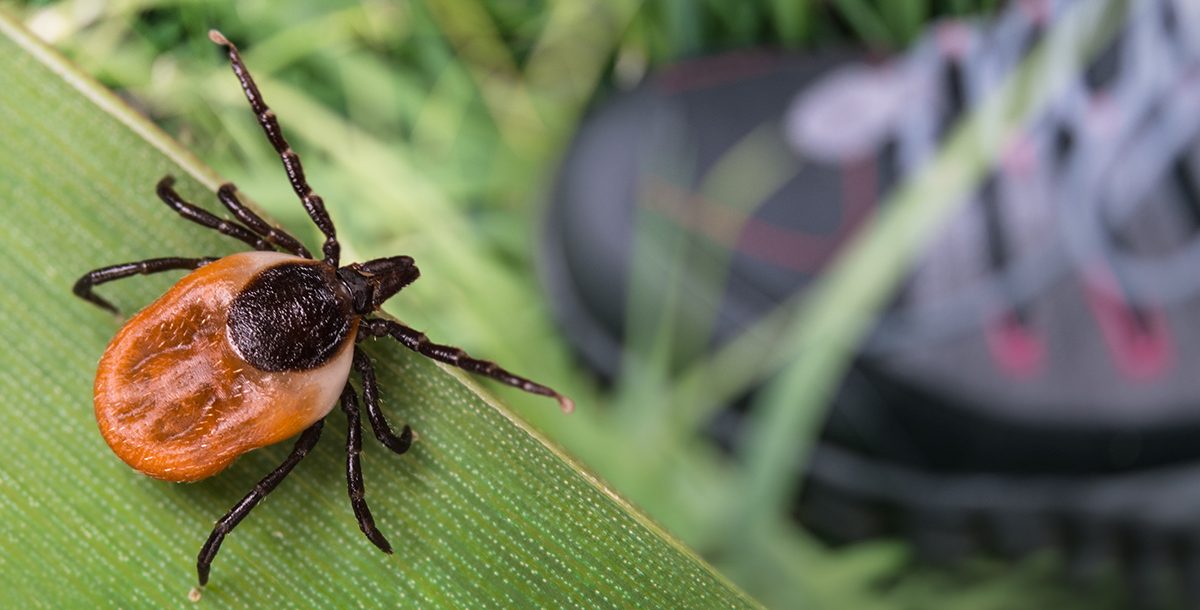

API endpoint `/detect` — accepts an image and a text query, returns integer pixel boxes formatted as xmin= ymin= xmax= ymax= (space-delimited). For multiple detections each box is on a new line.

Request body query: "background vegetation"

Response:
xmin=3 ymin=0 xmax=1129 ymax=607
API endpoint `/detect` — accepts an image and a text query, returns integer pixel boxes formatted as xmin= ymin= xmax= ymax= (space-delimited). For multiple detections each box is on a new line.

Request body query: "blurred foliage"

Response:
xmin=2 ymin=0 xmax=1129 ymax=607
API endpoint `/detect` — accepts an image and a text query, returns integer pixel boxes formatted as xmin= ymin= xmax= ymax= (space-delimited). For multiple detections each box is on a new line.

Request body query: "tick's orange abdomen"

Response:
xmin=94 ymin=252 xmax=356 ymax=482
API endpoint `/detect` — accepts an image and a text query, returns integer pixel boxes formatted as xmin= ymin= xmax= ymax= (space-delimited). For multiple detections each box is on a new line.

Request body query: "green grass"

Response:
xmin=1 ymin=0 xmax=1138 ymax=608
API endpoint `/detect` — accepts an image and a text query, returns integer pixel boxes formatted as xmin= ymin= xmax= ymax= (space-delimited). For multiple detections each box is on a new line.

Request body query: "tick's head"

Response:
xmin=336 ymin=256 xmax=420 ymax=315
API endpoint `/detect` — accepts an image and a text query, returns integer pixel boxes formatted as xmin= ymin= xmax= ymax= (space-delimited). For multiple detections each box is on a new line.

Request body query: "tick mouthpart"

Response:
xmin=337 ymin=256 xmax=420 ymax=315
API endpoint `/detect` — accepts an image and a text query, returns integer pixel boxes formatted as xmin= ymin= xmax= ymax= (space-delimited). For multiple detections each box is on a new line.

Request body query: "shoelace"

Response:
xmin=789 ymin=0 xmax=1200 ymax=378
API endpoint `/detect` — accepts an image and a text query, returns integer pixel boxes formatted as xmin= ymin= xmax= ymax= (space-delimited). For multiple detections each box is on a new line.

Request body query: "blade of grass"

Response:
xmin=657 ymin=0 xmax=1131 ymax=446
xmin=881 ymin=0 xmax=930 ymax=43
xmin=734 ymin=0 xmax=1129 ymax=547
xmin=768 ymin=0 xmax=811 ymax=46
xmin=423 ymin=0 xmax=546 ymax=157
xmin=0 ymin=11 xmax=759 ymax=608
xmin=831 ymin=0 xmax=896 ymax=48
xmin=524 ymin=0 xmax=641 ymax=136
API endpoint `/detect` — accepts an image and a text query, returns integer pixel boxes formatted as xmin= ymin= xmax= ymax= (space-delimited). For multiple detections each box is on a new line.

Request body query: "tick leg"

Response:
xmin=73 ymin=257 xmax=217 ymax=314
xmin=360 ymin=317 xmax=574 ymax=413
xmin=157 ymin=176 xmax=273 ymax=251
xmin=197 ymin=420 xmax=324 ymax=587
xmin=340 ymin=384 xmax=393 ymax=554
xmin=209 ymin=30 xmax=340 ymax=267
xmin=216 ymin=183 xmax=312 ymax=258
xmin=353 ymin=348 xmax=414 ymax=455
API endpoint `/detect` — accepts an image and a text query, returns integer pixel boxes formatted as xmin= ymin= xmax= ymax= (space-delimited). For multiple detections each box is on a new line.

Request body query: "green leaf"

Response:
xmin=0 ymin=13 xmax=758 ymax=609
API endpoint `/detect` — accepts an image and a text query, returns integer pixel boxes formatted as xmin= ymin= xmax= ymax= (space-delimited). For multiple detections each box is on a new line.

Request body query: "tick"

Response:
xmin=73 ymin=30 xmax=572 ymax=591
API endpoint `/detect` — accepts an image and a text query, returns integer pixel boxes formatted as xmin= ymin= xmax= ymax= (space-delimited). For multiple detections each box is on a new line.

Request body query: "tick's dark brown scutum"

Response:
xmin=228 ymin=262 xmax=354 ymax=372
xmin=74 ymin=29 xmax=573 ymax=592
